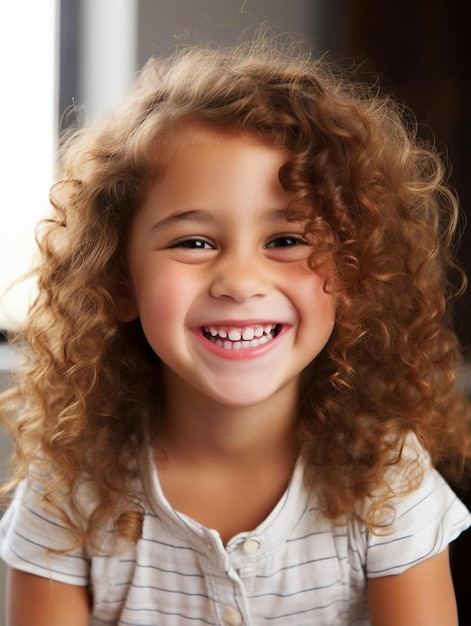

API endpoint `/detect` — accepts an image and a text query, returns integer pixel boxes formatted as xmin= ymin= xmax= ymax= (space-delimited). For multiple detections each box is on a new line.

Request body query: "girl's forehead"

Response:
xmin=143 ymin=120 xmax=290 ymax=183
xmin=134 ymin=123 xmax=317 ymax=233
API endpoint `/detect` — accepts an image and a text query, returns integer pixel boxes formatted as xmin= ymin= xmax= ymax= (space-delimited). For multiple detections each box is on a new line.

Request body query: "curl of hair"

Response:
xmin=1 ymin=38 xmax=470 ymax=548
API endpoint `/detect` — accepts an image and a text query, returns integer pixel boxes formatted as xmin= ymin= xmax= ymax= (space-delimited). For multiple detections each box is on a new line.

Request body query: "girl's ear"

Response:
xmin=118 ymin=297 xmax=139 ymax=322
xmin=116 ymin=283 xmax=139 ymax=322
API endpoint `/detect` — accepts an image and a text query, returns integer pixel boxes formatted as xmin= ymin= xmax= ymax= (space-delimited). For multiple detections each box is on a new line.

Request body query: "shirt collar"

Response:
xmin=143 ymin=452 xmax=310 ymax=564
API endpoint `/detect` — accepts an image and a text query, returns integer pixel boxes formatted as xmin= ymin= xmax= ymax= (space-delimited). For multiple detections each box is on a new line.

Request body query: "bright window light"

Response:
xmin=0 ymin=0 xmax=58 ymax=330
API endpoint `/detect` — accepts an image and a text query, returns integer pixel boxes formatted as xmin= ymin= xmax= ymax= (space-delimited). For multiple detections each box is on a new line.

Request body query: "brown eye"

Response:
xmin=265 ymin=235 xmax=307 ymax=248
xmin=170 ymin=238 xmax=214 ymax=249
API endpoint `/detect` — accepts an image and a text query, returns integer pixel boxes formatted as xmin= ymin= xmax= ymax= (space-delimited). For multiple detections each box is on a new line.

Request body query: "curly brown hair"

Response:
xmin=1 ymin=38 xmax=470 ymax=549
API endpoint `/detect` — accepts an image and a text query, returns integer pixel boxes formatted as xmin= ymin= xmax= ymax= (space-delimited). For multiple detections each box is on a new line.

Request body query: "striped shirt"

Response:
xmin=1 ymin=448 xmax=470 ymax=626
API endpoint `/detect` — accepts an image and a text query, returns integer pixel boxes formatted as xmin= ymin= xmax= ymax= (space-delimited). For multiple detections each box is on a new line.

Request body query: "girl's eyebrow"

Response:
xmin=149 ymin=207 xmax=302 ymax=232
xmin=149 ymin=209 xmax=214 ymax=232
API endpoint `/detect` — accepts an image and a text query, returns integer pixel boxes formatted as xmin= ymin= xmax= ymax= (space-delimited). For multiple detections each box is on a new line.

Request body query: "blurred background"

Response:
xmin=1 ymin=0 xmax=470 ymax=621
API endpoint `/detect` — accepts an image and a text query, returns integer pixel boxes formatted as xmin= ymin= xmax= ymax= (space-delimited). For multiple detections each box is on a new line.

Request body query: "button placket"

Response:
xmin=200 ymin=535 xmax=249 ymax=626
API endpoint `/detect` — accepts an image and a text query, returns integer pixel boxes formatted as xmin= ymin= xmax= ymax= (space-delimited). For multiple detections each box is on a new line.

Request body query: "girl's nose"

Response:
xmin=209 ymin=253 xmax=270 ymax=303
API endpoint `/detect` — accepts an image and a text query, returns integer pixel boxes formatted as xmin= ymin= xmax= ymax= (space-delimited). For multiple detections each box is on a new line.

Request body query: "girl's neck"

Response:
xmin=154 ymin=373 xmax=300 ymax=542
xmin=158 ymin=369 xmax=299 ymax=467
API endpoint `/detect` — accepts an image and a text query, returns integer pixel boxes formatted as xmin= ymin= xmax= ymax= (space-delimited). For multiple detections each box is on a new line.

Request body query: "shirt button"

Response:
xmin=222 ymin=607 xmax=243 ymax=626
xmin=242 ymin=538 xmax=261 ymax=555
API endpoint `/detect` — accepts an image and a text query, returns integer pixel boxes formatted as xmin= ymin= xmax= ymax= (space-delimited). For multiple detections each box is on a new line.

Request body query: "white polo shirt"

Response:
xmin=1 ymin=450 xmax=470 ymax=625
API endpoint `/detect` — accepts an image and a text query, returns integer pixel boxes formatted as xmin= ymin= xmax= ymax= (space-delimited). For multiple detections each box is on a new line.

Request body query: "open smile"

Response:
xmin=202 ymin=323 xmax=282 ymax=350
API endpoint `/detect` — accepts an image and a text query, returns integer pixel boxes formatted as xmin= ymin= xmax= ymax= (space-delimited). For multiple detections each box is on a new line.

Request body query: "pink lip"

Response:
xmin=193 ymin=323 xmax=287 ymax=361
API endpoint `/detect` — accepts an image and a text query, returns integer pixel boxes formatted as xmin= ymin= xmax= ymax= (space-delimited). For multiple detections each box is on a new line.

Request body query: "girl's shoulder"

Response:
xmin=0 ymin=474 xmax=90 ymax=586
xmin=346 ymin=435 xmax=471 ymax=578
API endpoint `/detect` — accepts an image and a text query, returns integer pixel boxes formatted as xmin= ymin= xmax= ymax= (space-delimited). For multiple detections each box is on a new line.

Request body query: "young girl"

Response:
xmin=1 ymin=39 xmax=470 ymax=626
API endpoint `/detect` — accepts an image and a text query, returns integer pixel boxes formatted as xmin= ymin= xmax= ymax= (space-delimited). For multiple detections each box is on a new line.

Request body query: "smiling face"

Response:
xmin=126 ymin=125 xmax=335 ymax=410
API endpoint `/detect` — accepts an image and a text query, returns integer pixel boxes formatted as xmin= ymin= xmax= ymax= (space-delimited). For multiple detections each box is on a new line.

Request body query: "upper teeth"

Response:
xmin=205 ymin=324 xmax=276 ymax=342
